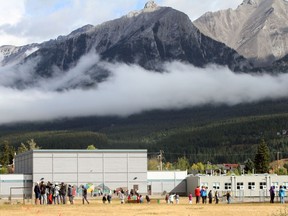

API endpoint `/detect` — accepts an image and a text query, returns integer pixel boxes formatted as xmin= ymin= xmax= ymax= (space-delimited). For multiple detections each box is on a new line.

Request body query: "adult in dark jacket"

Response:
xmin=208 ymin=190 xmax=213 ymax=204
xmin=82 ymin=185 xmax=89 ymax=204
xmin=107 ymin=194 xmax=112 ymax=204
xmin=60 ymin=182 xmax=67 ymax=204
xmin=67 ymin=184 xmax=74 ymax=204
xmin=34 ymin=182 xmax=41 ymax=205
xmin=269 ymin=186 xmax=275 ymax=203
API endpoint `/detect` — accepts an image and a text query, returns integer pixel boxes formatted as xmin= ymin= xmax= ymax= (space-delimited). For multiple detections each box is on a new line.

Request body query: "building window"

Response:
xmin=225 ymin=182 xmax=231 ymax=190
xmin=260 ymin=182 xmax=266 ymax=190
xmin=248 ymin=182 xmax=255 ymax=190
xmin=237 ymin=182 xmax=244 ymax=190
xmin=282 ymin=182 xmax=288 ymax=189
xmin=213 ymin=182 xmax=220 ymax=190
xmin=272 ymin=182 xmax=279 ymax=190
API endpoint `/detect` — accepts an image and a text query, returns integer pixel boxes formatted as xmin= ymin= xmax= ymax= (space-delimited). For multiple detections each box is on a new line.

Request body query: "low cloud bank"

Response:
xmin=0 ymin=54 xmax=288 ymax=124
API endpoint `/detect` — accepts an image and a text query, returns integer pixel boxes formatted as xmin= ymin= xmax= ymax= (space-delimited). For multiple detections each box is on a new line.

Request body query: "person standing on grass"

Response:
xmin=60 ymin=182 xmax=67 ymax=204
xmin=208 ymin=190 xmax=213 ymax=204
xmin=169 ymin=193 xmax=175 ymax=204
xmin=53 ymin=183 xmax=60 ymax=204
xmin=107 ymin=193 xmax=112 ymax=204
xmin=279 ymin=186 xmax=285 ymax=204
xmin=226 ymin=191 xmax=231 ymax=204
xmin=188 ymin=192 xmax=192 ymax=204
xmin=165 ymin=194 xmax=169 ymax=203
xmin=82 ymin=185 xmax=90 ymax=204
xmin=146 ymin=195 xmax=150 ymax=204
xmin=214 ymin=191 xmax=219 ymax=204
xmin=269 ymin=186 xmax=275 ymax=203
xmin=34 ymin=182 xmax=41 ymax=205
xmin=72 ymin=185 xmax=77 ymax=203
xmin=195 ymin=186 xmax=200 ymax=204
xmin=200 ymin=186 xmax=207 ymax=204
xmin=68 ymin=185 xmax=74 ymax=204
xmin=119 ymin=191 xmax=125 ymax=204
xmin=102 ymin=194 xmax=107 ymax=204
xmin=175 ymin=194 xmax=179 ymax=204
xmin=39 ymin=181 xmax=47 ymax=205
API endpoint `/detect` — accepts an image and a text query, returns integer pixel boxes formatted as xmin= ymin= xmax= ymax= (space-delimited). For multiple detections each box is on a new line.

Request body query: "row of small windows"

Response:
xmin=200 ymin=182 xmax=288 ymax=190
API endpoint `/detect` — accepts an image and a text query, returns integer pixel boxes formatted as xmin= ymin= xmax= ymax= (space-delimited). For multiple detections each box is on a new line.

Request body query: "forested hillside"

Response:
xmin=1 ymin=99 xmax=288 ymax=164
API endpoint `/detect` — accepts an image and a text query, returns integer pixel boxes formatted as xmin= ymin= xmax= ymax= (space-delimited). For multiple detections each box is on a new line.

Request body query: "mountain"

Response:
xmin=194 ymin=0 xmax=288 ymax=66
xmin=0 ymin=1 xmax=251 ymax=89
xmin=0 ymin=44 xmax=39 ymax=66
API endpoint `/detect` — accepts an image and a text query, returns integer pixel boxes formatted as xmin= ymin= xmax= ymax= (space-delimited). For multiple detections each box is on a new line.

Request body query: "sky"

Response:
xmin=0 ymin=0 xmax=243 ymax=46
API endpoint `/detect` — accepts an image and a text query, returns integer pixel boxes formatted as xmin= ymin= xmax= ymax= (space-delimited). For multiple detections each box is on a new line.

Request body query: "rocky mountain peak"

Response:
xmin=126 ymin=1 xmax=159 ymax=18
xmin=241 ymin=0 xmax=260 ymax=6
xmin=144 ymin=1 xmax=158 ymax=9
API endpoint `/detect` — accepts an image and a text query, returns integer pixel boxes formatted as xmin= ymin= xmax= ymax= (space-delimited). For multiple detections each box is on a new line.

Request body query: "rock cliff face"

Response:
xmin=194 ymin=0 xmax=288 ymax=66
xmin=0 ymin=2 xmax=250 ymax=89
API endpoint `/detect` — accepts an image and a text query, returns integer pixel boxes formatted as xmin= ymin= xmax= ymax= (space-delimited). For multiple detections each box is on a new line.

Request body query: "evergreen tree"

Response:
xmin=244 ymin=158 xmax=254 ymax=174
xmin=254 ymin=139 xmax=270 ymax=173
xmin=0 ymin=141 xmax=15 ymax=166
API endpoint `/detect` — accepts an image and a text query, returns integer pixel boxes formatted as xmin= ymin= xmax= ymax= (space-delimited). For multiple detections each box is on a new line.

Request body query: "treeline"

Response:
xmin=0 ymin=131 xmax=108 ymax=150
xmin=1 ymin=100 xmax=288 ymax=164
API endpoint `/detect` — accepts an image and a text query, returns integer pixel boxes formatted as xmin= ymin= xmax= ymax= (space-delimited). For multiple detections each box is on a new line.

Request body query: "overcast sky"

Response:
xmin=0 ymin=0 xmax=243 ymax=46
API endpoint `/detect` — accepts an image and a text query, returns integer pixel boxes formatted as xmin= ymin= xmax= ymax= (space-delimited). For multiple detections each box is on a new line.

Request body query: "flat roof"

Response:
xmin=16 ymin=149 xmax=147 ymax=157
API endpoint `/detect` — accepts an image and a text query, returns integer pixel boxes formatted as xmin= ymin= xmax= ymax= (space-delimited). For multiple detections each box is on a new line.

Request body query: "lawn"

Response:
xmin=0 ymin=199 xmax=286 ymax=216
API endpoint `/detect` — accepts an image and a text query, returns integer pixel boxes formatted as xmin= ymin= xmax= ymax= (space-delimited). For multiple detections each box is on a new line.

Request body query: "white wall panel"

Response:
xmin=104 ymin=173 xmax=127 ymax=182
xmin=53 ymin=158 xmax=77 ymax=173
xmin=104 ymin=158 xmax=127 ymax=172
xmin=78 ymin=173 xmax=103 ymax=182
xmin=104 ymin=153 xmax=127 ymax=158
xmin=33 ymin=158 xmax=52 ymax=173
xmin=53 ymin=153 xmax=77 ymax=158
xmin=78 ymin=157 xmax=103 ymax=172
xmin=53 ymin=174 xmax=77 ymax=183
xmin=128 ymin=158 xmax=147 ymax=172
xmin=78 ymin=153 xmax=103 ymax=158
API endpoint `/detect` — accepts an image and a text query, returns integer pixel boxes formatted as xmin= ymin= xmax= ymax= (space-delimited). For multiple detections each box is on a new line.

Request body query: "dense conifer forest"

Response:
xmin=1 ymin=99 xmax=288 ymax=164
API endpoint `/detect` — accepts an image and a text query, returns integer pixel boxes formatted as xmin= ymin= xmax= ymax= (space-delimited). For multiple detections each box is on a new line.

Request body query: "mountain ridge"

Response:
xmin=0 ymin=3 xmax=251 ymax=90
xmin=194 ymin=0 xmax=288 ymax=66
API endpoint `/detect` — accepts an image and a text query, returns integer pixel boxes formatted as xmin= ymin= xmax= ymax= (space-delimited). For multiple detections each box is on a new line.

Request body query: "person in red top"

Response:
xmin=194 ymin=186 xmax=201 ymax=204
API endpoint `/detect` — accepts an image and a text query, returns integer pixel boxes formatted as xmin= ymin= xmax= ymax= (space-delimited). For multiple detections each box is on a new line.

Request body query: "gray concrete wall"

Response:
xmin=14 ymin=151 xmax=33 ymax=174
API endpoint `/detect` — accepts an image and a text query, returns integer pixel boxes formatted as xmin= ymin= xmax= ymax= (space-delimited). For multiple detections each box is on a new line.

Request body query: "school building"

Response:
xmin=14 ymin=149 xmax=148 ymax=195
xmin=1 ymin=149 xmax=288 ymax=200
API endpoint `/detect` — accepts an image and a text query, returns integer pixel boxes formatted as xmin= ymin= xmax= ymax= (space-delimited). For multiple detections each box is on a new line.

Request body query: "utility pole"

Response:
xmin=158 ymin=150 xmax=164 ymax=171
xmin=277 ymin=152 xmax=280 ymax=169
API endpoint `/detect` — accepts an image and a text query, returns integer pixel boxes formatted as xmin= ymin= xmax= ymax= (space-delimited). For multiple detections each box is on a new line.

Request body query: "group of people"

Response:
xmin=34 ymin=181 xmax=74 ymax=205
xmin=164 ymin=193 xmax=180 ymax=204
xmin=194 ymin=186 xmax=221 ymax=204
xmin=269 ymin=185 xmax=286 ymax=204
xmin=117 ymin=188 xmax=150 ymax=204
xmin=33 ymin=181 xmax=91 ymax=205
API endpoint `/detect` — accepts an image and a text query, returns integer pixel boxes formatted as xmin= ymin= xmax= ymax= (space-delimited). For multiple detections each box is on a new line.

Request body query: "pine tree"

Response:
xmin=254 ymin=139 xmax=270 ymax=173
xmin=0 ymin=141 xmax=15 ymax=166
xmin=244 ymin=158 xmax=254 ymax=174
